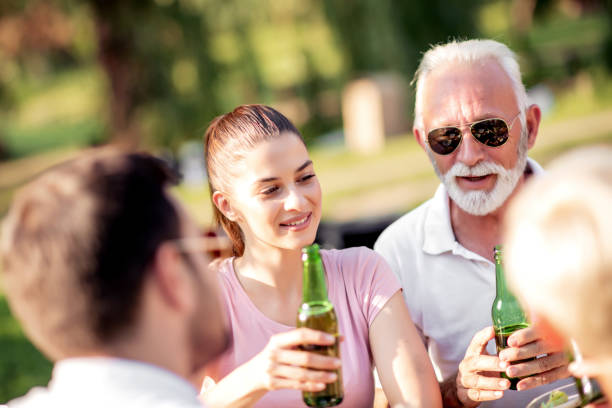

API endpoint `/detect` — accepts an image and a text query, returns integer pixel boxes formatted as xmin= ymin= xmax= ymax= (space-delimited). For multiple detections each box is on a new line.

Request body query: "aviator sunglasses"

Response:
xmin=426 ymin=112 xmax=521 ymax=155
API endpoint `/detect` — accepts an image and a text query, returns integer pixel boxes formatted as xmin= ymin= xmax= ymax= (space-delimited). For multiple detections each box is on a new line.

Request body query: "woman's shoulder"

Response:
xmin=322 ymin=247 xmax=400 ymax=322
xmin=321 ymin=246 xmax=386 ymax=267
xmin=321 ymin=247 xmax=393 ymax=285
xmin=206 ymin=257 xmax=241 ymax=306
xmin=208 ymin=257 xmax=236 ymax=281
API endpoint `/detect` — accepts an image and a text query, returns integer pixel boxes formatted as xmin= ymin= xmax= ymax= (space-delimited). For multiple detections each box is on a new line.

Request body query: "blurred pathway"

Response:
xmin=319 ymin=109 xmax=612 ymax=221
xmin=1 ymin=110 xmax=612 ymax=221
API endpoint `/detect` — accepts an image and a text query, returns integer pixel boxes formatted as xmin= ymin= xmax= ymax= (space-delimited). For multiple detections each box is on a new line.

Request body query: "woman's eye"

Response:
xmin=298 ymin=174 xmax=315 ymax=183
xmin=261 ymin=186 xmax=279 ymax=195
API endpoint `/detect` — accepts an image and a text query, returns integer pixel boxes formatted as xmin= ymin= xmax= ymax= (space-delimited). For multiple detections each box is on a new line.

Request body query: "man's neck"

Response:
xmin=449 ymin=200 xmax=503 ymax=262
xmin=97 ymin=338 xmax=189 ymax=379
xmin=95 ymin=311 xmax=193 ymax=381
xmin=449 ymin=173 xmax=528 ymax=263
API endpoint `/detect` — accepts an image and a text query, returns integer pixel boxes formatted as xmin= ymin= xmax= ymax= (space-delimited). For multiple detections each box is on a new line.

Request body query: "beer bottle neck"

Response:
xmin=302 ymin=246 xmax=329 ymax=304
xmin=491 ymin=245 xmax=529 ymax=332
xmin=494 ymin=245 xmax=515 ymax=301
xmin=571 ymin=339 xmax=605 ymax=402
xmin=494 ymin=246 xmax=511 ymax=298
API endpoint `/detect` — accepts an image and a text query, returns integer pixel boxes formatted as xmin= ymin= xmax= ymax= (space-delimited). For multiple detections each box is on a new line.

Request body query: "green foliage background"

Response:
xmin=0 ymin=295 xmax=52 ymax=400
xmin=1 ymin=0 xmax=612 ymax=403
xmin=2 ymin=0 xmax=609 ymax=158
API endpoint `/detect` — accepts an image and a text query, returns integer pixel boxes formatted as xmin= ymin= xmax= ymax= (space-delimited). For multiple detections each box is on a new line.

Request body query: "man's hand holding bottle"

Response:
xmin=456 ymin=325 xmax=569 ymax=405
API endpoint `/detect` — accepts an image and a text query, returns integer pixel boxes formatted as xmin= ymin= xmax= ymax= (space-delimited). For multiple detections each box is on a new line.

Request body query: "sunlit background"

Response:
xmin=1 ymin=0 xmax=611 ymax=401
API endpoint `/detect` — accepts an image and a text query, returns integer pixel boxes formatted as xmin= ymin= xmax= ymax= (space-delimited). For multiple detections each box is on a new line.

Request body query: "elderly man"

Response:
xmin=1 ymin=149 xmax=230 ymax=407
xmin=504 ymin=146 xmax=612 ymax=404
xmin=375 ymin=39 xmax=571 ymax=407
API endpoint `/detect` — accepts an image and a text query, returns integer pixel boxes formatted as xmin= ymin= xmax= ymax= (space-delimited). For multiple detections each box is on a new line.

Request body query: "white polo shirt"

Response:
xmin=7 ymin=357 xmax=206 ymax=408
xmin=374 ymin=158 xmax=573 ymax=407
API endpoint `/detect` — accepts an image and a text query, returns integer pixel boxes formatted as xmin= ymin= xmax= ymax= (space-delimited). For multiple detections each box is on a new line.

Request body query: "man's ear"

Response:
xmin=151 ymin=243 xmax=195 ymax=312
xmin=525 ymin=104 xmax=541 ymax=150
xmin=413 ymin=127 xmax=428 ymax=151
xmin=212 ymin=191 xmax=238 ymax=222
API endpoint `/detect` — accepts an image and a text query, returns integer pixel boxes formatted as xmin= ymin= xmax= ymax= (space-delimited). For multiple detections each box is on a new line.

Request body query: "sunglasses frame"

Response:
xmin=426 ymin=111 xmax=521 ymax=155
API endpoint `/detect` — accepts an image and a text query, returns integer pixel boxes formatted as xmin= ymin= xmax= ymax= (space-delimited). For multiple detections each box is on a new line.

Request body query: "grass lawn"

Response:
xmin=0 ymin=294 xmax=52 ymax=403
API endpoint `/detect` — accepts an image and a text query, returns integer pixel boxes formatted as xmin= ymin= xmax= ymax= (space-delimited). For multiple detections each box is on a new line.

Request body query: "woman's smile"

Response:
xmin=279 ymin=212 xmax=312 ymax=231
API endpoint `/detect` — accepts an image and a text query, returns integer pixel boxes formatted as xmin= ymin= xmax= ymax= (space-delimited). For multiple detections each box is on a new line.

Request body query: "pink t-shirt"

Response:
xmin=203 ymin=247 xmax=401 ymax=408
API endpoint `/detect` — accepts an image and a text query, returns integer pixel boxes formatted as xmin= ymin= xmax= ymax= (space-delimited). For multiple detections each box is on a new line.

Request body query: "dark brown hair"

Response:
xmin=204 ymin=105 xmax=303 ymax=256
xmin=0 ymin=148 xmax=180 ymax=359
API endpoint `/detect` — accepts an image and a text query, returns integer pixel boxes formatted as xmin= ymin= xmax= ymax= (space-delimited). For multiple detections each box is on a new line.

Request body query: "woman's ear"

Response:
xmin=212 ymin=191 xmax=237 ymax=222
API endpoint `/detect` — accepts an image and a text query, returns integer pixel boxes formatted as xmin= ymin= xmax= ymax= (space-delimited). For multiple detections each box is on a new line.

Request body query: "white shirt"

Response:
xmin=374 ymin=158 xmax=573 ymax=407
xmin=7 ymin=357 xmax=205 ymax=408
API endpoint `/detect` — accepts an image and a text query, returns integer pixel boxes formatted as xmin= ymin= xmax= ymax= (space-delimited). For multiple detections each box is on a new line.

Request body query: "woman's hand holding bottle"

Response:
xmin=248 ymin=328 xmax=341 ymax=392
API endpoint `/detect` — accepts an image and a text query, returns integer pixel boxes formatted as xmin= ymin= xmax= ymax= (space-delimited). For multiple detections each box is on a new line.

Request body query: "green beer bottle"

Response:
xmin=570 ymin=340 xmax=606 ymax=406
xmin=297 ymin=244 xmax=343 ymax=407
xmin=491 ymin=245 xmax=535 ymax=390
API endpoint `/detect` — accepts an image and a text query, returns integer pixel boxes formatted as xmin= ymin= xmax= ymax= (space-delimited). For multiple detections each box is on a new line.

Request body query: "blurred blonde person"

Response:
xmin=504 ymin=145 xmax=612 ymax=398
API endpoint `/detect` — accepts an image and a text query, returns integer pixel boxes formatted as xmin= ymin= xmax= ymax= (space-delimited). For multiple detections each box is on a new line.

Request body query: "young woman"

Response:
xmin=200 ymin=105 xmax=441 ymax=408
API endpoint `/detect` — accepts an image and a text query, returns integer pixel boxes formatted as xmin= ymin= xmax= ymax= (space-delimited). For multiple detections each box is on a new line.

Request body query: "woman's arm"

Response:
xmin=370 ymin=291 xmax=442 ymax=408
xmin=201 ymin=328 xmax=340 ymax=408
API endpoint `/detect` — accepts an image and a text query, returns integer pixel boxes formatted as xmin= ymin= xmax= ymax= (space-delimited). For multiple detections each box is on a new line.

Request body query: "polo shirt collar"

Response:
xmin=422 ymin=157 xmax=543 ymax=257
xmin=422 ymin=183 xmax=455 ymax=256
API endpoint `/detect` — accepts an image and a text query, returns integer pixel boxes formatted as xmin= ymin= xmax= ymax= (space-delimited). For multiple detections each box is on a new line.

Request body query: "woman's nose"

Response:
xmin=283 ymin=187 xmax=307 ymax=210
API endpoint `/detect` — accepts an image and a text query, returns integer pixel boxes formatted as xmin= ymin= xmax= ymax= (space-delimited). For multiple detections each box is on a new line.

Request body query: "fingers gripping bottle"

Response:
xmin=491 ymin=245 xmax=535 ymax=390
xmin=570 ymin=340 xmax=606 ymax=406
xmin=297 ymin=244 xmax=343 ymax=407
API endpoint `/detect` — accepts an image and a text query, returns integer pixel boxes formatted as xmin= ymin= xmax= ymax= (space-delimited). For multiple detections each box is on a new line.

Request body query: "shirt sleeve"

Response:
xmin=374 ymin=225 xmax=428 ymax=347
xmin=343 ymin=247 xmax=402 ymax=327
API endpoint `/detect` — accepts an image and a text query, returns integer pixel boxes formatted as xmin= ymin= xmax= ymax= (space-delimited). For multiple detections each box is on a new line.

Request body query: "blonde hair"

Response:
xmin=504 ymin=145 xmax=612 ymax=359
xmin=413 ymin=39 xmax=528 ymax=132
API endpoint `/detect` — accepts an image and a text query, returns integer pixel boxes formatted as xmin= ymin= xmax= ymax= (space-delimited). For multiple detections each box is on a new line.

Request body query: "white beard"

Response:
xmin=443 ymin=159 xmax=525 ymax=215
xmin=427 ymin=131 xmax=529 ymax=216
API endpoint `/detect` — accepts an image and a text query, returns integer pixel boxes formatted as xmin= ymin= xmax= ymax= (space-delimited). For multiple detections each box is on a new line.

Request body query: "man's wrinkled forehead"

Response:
xmin=424 ymin=58 xmax=511 ymax=95
xmin=421 ymin=59 xmax=517 ymax=124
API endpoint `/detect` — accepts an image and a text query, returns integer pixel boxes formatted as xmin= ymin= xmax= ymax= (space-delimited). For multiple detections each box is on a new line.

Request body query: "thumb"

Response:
xmin=466 ymin=326 xmax=496 ymax=357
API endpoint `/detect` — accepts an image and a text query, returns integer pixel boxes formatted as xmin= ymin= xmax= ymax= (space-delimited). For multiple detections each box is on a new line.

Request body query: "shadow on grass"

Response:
xmin=0 ymin=296 xmax=52 ymax=403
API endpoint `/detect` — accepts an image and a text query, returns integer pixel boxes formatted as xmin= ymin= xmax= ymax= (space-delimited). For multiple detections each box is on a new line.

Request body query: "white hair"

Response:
xmin=413 ymin=39 xmax=528 ymax=131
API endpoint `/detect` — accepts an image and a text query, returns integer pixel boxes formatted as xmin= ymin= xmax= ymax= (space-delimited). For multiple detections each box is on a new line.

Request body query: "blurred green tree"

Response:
xmin=0 ymin=0 xmax=609 ymax=156
xmin=603 ymin=0 xmax=612 ymax=70
xmin=88 ymin=0 xmax=221 ymax=149
xmin=321 ymin=0 xmax=483 ymax=76
xmin=0 ymin=0 xmax=222 ymax=154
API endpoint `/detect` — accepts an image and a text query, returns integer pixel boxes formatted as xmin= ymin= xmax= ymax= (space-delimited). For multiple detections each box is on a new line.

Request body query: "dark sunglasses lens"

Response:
xmin=471 ymin=119 xmax=509 ymax=147
xmin=428 ymin=127 xmax=462 ymax=155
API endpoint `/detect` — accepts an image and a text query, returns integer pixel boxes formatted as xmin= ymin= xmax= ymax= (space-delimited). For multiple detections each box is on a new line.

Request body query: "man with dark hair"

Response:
xmin=1 ymin=148 xmax=229 ymax=407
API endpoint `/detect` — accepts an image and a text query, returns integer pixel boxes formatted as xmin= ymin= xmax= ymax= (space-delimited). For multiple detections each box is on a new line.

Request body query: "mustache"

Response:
xmin=446 ymin=161 xmax=507 ymax=178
